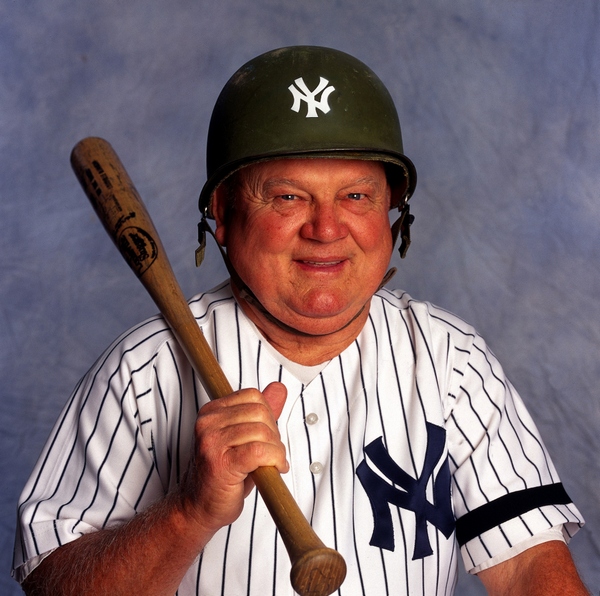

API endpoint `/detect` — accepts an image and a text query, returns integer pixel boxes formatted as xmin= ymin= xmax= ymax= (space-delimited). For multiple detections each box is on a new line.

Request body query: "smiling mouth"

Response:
xmin=294 ymin=259 xmax=349 ymax=275
xmin=301 ymin=260 xmax=343 ymax=266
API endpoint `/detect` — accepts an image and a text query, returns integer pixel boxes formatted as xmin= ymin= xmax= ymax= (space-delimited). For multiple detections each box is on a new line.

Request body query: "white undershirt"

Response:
xmin=243 ymin=318 xmax=330 ymax=385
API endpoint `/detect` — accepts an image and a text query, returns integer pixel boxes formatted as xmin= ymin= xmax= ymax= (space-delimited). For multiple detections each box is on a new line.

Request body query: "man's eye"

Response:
xmin=347 ymin=193 xmax=365 ymax=200
xmin=279 ymin=194 xmax=297 ymax=201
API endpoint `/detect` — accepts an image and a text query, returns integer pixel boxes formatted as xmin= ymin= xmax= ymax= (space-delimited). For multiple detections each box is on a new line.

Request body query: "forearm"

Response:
xmin=22 ymin=490 xmax=212 ymax=596
xmin=478 ymin=541 xmax=589 ymax=596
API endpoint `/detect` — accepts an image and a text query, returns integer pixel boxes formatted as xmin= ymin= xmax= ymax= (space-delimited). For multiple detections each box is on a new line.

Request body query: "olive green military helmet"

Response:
xmin=198 ymin=45 xmax=417 ymax=218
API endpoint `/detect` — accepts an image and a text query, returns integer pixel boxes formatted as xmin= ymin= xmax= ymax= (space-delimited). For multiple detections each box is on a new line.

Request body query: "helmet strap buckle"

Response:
xmin=195 ymin=218 xmax=209 ymax=267
xmin=391 ymin=203 xmax=414 ymax=259
xmin=196 ymin=216 xmax=236 ymax=276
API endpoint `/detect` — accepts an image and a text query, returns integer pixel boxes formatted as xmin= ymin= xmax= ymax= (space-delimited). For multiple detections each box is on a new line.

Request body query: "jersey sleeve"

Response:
xmin=440 ymin=317 xmax=584 ymax=573
xmin=11 ymin=319 xmax=174 ymax=583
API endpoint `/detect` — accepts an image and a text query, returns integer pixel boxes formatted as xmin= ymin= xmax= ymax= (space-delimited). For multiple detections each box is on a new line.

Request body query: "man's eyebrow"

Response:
xmin=261 ymin=178 xmax=300 ymax=192
xmin=343 ymin=176 xmax=383 ymax=188
xmin=260 ymin=175 xmax=384 ymax=192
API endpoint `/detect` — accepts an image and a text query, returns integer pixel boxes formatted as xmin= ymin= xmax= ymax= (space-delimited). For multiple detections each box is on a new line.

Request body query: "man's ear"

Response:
xmin=212 ymin=185 xmax=228 ymax=246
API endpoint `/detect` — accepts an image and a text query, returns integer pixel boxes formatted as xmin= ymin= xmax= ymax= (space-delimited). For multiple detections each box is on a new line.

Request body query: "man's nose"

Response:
xmin=300 ymin=201 xmax=349 ymax=242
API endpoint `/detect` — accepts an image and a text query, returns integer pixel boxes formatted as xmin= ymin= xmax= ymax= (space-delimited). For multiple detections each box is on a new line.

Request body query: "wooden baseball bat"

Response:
xmin=70 ymin=137 xmax=347 ymax=596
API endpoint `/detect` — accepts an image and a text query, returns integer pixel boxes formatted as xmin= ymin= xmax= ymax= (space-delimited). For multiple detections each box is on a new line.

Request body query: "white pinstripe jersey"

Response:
xmin=13 ymin=281 xmax=584 ymax=595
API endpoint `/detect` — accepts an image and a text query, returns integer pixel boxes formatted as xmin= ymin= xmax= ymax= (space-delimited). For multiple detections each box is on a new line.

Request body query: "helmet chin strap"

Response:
xmin=194 ymin=205 xmax=414 ymax=338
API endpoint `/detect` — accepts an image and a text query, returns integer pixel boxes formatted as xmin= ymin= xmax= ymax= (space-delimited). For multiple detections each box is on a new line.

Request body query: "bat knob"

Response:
xmin=290 ymin=547 xmax=347 ymax=596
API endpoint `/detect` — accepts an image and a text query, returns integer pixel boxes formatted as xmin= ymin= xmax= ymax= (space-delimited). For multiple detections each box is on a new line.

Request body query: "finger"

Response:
xmin=195 ymin=397 xmax=286 ymax=465
xmin=198 ymin=394 xmax=279 ymax=435
xmin=201 ymin=387 xmax=274 ymax=417
xmin=226 ymin=439 xmax=289 ymax=476
xmin=261 ymin=382 xmax=288 ymax=420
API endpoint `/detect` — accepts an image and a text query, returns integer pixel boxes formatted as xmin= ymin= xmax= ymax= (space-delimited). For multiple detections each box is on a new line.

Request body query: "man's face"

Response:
xmin=213 ymin=158 xmax=393 ymax=337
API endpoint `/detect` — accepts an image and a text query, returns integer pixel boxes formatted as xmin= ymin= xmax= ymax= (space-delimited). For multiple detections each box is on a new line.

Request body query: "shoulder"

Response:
xmin=370 ymin=288 xmax=506 ymax=388
xmin=92 ymin=281 xmax=236 ymax=376
xmin=373 ymin=287 xmax=479 ymax=347
xmin=187 ymin=280 xmax=236 ymax=323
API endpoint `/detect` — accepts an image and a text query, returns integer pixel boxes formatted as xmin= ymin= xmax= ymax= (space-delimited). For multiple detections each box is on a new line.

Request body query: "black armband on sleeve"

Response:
xmin=455 ymin=483 xmax=572 ymax=546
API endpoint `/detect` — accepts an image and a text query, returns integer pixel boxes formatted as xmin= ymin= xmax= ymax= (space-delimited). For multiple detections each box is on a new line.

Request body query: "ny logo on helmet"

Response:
xmin=288 ymin=77 xmax=336 ymax=118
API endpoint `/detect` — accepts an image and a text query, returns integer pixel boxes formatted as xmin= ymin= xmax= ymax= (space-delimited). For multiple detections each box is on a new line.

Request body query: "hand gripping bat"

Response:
xmin=70 ymin=137 xmax=347 ymax=596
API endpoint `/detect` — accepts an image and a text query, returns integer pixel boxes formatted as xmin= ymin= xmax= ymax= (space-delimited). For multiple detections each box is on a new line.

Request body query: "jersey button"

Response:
xmin=306 ymin=413 xmax=319 ymax=425
xmin=309 ymin=462 xmax=324 ymax=475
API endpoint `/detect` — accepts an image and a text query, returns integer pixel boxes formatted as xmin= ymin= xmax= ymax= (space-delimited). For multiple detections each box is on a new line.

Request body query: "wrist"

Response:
xmin=165 ymin=484 xmax=222 ymax=551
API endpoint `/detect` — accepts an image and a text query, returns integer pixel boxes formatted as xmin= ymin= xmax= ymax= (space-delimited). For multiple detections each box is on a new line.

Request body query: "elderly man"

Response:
xmin=13 ymin=46 xmax=587 ymax=595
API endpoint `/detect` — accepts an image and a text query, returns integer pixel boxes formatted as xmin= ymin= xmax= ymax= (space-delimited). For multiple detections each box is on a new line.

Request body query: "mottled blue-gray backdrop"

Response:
xmin=1 ymin=1 xmax=599 ymax=594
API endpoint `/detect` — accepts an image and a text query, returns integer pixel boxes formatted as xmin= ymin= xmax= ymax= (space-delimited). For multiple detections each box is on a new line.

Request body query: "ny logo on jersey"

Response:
xmin=288 ymin=77 xmax=336 ymax=118
xmin=357 ymin=422 xmax=455 ymax=560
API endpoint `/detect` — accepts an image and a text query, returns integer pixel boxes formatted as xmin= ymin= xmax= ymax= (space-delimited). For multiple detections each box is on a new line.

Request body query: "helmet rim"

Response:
xmin=199 ymin=149 xmax=416 ymax=218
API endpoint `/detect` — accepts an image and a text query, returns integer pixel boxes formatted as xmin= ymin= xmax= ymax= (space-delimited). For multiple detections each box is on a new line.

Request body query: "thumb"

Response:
xmin=262 ymin=382 xmax=287 ymax=420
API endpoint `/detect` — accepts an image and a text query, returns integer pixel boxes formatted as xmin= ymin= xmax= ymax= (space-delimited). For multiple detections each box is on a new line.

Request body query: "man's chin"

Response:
xmin=232 ymin=281 xmax=370 ymax=339
xmin=263 ymin=302 xmax=370 ymax=339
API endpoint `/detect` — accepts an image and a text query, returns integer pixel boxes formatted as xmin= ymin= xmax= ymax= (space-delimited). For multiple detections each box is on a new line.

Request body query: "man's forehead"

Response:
xmin=237 ymin=157 xmax=388 ymax=184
